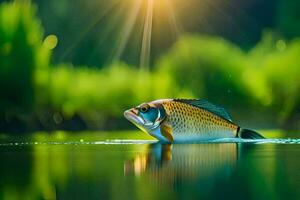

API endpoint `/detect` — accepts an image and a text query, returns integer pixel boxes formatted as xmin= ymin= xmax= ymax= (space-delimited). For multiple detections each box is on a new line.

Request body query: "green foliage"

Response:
xmin=0 ymin=2 xmax=51 ymax=113
xmin=156 ymin=35 xmax=252 ymax=109
xmin=49 ymin=64 xmax=147 ymax=116
xmin=46 ymin=63 xmax=176 ymax=128
xmin=258 ymin=38 xmax=300 ymax=123
xmin=155 ymin=33 xmax=300 ymax=128
xmin=45 ymin=33 xmax=300 ymax=129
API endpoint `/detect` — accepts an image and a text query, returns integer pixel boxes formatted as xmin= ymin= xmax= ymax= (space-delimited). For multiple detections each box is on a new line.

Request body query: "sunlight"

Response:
xmin=61 ymin=1 xmax=119 ymax=61
xmin=58 ymin=0 xmax=185 ymax=67
xmin=113 ymin=0 xmax=142 ymax=62
xmin=111 ymin=0 xmax=183 ymax=68
xmin=140 ymin=0 xmax=154 ymax=69
xmin=165 ymin=0 xmax=182 ymax=38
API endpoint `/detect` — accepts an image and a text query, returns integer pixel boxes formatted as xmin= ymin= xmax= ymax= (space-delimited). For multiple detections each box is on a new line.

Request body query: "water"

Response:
xmin=0 ymin=131 xmax=299 ymax=200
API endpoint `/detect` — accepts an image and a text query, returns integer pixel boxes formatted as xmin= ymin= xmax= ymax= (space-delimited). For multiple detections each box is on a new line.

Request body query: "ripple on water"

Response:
xmin=0 ymin=138 xmax=300 ymax=146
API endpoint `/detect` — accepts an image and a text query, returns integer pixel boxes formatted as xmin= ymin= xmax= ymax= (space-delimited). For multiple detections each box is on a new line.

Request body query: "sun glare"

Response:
xmin=112 ymin=0 xmax=183 ymax=69
xmin=62 ymin=0 xmax=184 ymax=68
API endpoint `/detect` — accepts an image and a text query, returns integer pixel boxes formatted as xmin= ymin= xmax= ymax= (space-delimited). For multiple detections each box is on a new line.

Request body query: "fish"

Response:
xmin=124 ymin=99 xmax=264 ymax=143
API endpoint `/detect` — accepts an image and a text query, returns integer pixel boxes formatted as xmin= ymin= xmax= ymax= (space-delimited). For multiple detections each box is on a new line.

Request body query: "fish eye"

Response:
xmin=139 ymin=104 xmax=150 ymax=113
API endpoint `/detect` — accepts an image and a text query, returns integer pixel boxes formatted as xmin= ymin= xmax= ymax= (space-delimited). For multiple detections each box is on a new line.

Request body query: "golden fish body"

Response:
xmin=160 ymin=100 xmax=238 ymax=141
xmin=124 ymin=99 xmax=264 ymax=143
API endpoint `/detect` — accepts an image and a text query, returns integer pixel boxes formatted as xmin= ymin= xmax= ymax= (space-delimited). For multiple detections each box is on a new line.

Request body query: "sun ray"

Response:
xmin=165 ymin=0 xmax=182 ymax=39
xmin=140 ymin=0 xmax=154 ymax=69
xmin=204 ymin=0 xmax=244 ymax=36
xmin=87 ymin=3 xmax=126 ymax=64
xmin=60 ymin=1 xmax=120 ymax=62
xmin=113 ymin=0 xmax=142 ymax=63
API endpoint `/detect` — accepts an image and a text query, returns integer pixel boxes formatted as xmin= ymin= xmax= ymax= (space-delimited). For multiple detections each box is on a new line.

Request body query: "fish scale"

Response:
xmin=161 ymin=101 xmax=238 ymax=139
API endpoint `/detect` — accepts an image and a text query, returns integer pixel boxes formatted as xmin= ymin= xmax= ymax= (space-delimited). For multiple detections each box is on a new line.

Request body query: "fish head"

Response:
xmin=124 ymin=102 xmax=166 ymax=135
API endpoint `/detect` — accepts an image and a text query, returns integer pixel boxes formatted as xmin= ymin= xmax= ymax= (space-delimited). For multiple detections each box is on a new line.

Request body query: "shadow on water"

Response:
xmin=0 ymin=135 xmax=299 ymax=200
xmin=124 ymin=142 xmax=300 ymax=199
xmin=124 ymin=143 xmax=242 ymax=199
xmin=124 ymin=143 xmax=238 ymax=186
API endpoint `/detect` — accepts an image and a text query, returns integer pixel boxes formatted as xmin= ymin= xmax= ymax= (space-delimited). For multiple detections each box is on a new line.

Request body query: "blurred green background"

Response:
xmin=0 ymin=0 xmax=300 ymax=133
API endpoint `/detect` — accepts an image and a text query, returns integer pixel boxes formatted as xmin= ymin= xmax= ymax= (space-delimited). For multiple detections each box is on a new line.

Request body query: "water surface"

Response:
xmin=0 ymin=131 xmax=299 ymax=200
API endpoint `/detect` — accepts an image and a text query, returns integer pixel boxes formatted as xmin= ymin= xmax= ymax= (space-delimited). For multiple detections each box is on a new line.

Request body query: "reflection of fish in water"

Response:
xmin=124 ymin=99 xmax=264 ymax=142
xmin=124 ymin=143 xmax=237 ymax=187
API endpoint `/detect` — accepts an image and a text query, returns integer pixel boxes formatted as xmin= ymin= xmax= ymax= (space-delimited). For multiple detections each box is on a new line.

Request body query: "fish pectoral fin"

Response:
xmin=160 ymin=124 xmax=174 ymax=143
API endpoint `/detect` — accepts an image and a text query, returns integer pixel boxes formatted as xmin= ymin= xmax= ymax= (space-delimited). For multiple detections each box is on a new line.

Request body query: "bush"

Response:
xmin=258 ymin=37 xmax=300 ymax=128
xmin=46 ymin=63 xmax=176 ymax=129
xmin=0 ymin=2 xmax=51 ymax=114
xmin=156 ymin=33 xmax=300 ymax=129
xmin=156 ymin=35 xmax=255 ymax=110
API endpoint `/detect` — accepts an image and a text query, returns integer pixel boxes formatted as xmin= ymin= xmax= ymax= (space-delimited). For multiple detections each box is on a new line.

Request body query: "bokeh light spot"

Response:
xmin=276 ymin=40 xmax=286 ymax=52
xmin=44 ymin=34 xmax=58 ymax=50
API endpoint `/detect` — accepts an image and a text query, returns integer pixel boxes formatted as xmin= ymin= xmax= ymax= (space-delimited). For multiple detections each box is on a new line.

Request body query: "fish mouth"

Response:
xmin=124 ymin=109 xmax=145 ymax=126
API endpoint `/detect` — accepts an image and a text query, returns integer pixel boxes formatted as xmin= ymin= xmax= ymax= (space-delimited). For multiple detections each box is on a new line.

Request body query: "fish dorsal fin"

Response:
xmin=174 ymin=99 xmax=232 ymax=121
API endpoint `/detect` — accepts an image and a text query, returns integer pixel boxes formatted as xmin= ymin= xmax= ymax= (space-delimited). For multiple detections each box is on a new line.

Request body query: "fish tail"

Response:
xmin=237 ymin=128 xmax=265 ymax=139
